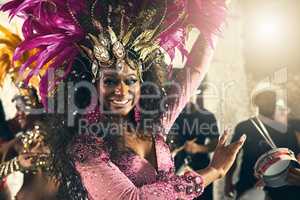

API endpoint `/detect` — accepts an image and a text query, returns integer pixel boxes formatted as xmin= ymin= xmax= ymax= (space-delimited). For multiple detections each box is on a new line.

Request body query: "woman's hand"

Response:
xmin=197 ymin=130 xmax=246 ymax=187
xmin=18 ymin=153 xmax=37 ymax=169
xmin=209 ymin=130 xmax=246 ymax=178
xmin=18 ymin=152 xmax=50 ymax=170
xmin=18 ymin=140 xmax=50 ymax=169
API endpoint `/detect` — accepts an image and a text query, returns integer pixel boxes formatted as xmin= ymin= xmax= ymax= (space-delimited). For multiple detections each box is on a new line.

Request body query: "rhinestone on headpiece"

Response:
xmin=93 ymin=45 xmax=110 ymax=63
xmin=78 ymin=2 xmax=168 ymax=80
xmin=112 ymin=41 xmax=125 ymax=59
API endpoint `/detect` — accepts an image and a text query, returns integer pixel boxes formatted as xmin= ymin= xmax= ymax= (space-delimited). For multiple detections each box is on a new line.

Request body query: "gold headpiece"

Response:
xmin=76 ymin=0 xmax=168 ymax=80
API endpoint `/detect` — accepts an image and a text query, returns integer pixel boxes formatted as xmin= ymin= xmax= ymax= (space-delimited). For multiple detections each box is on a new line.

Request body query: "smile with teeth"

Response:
xmin=111 ymin=99 xmax=131 ymax=106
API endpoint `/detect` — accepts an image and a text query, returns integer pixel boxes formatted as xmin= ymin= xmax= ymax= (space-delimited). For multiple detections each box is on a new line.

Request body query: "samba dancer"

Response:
xmin=0 ymin=24 xmax=59 ymax=200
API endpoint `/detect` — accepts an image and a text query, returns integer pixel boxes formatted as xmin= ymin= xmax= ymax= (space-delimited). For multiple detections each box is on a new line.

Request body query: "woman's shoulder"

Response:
xmin=68 ymin=134 xmax=109 ymax=163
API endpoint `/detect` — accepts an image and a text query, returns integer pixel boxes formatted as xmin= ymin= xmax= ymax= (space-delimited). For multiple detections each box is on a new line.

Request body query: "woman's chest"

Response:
xmin=110 ymin=135 xmax=175 ymax=186
xmin=124 ymin=136 xmax=154 ymax=159
xmin=123 ymin=136 xmax=159 ymax=177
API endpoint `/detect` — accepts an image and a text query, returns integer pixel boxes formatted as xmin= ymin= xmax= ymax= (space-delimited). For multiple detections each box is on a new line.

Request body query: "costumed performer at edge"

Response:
xmin=1 ymin=0 xmax=247 ymax=199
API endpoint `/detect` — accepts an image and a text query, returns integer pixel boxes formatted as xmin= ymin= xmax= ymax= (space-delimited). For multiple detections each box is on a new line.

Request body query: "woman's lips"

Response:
xmin=110 ymin=99 xmax=131 ymax=106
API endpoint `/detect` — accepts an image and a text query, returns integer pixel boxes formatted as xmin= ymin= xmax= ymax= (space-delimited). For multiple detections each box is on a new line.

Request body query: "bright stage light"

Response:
xmin=254 ymin=14 xmax=285 ymax=44
xmin=258 ymin=19 xmax=280 ymax=36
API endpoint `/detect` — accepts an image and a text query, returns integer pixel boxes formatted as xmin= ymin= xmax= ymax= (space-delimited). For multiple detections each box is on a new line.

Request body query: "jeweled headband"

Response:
xmin=0 ymin=0 xmax=227 ymax=104
xmin=76 ymin=1 xmax=167 ymax=80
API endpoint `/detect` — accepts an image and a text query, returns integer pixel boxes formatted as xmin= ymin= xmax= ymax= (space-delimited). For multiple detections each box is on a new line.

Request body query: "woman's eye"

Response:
xmin=125 ymin=78 xmax=138 ymax=85
xmin=103 ymin=78 xmax=118 ymax=86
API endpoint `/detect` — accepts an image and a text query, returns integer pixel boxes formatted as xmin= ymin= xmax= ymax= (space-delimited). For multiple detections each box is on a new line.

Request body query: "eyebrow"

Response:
xmin=102 ymin=73 xmax=117 ymax=78
xmin=102 ymin=72 xmax=138 ymax=77
xmin=126 ymin=74 xmax=138 ymax=77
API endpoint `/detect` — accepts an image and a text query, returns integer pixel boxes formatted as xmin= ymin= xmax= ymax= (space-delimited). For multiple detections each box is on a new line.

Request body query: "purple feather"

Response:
xmin=38 ymin=48 xmax=76 ymax=106
xmin=157 ymin=0 xmax=227 ymax=69
xmin=18 ymin=51 xmax=41 ymax=72
xmin=1 ymin=0 xmax=85 ymax=107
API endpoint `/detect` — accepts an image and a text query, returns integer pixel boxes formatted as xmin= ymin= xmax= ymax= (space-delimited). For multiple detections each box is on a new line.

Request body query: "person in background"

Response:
xmin=0 ymin=85 xmax=56 ymax=200
xmin=0 ymin=85 xmax=42 ymax=164
xmin=289 ymin=119 xmax=300 ymax=151
xmin=224 ymin=89 xmax=300 ymax=200
xmin=0 ymin=100 xmax=14 ymax=142
xmin=0 ymin=21 xmax=60 ymax=200
xmin=169 ymin=89 xmax=219 ymax=200
xmin=286 ymin=119 xmax=300 ymax=187
xmin=0 ymin=99 xmax=15 ymax=200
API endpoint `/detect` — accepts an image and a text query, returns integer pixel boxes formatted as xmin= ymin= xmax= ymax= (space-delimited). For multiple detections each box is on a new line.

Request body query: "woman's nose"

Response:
xmin=114 ymin=82 xmax=128 ymax=96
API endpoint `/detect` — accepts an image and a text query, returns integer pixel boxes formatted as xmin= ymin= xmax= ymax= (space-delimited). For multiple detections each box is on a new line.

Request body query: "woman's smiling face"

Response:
xmin=98 ymin=63 xmax=141 ymax=116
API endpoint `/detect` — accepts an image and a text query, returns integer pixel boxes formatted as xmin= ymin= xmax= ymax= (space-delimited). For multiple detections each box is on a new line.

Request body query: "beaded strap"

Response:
xmin=0 ymin=157 xmax=22 ymax=180
xmin=0 ymin=153 xmax=53 ymax=181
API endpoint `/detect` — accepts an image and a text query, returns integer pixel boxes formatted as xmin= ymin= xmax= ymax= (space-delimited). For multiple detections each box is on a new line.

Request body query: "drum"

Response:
xmin=254 ymin=148 xmax=300 ymax=188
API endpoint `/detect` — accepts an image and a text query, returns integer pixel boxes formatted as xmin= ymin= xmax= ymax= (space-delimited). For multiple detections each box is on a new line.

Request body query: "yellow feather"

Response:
xmin=0 ymin=24 xmax=40 ymax=89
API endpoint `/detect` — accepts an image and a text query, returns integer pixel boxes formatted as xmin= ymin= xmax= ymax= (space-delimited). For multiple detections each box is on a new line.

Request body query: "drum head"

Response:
xmin=264 ymin=160 xmax=290 ymax=176
xmin=255 ymin=148 xmax=300 ymax=188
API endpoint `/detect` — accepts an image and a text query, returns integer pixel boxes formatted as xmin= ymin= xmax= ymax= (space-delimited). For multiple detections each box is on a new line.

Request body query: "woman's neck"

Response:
xmin=103 ymin=111 xmax=137 ymax=132
xmin=108 ymin=114 xmax=130 ymax=123
xmin=102 ymin=108 xmax=131 ymax=122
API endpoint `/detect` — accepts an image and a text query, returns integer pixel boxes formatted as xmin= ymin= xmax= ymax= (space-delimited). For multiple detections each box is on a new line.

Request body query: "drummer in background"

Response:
xmin=287 ymin=158 xmax=300 ymax=187
xmin=168 ymin=86 xmax=220 ymax=200
xmin=289 ymin=119 xmax=300 ymax=153
xmin=224 ymin=89 xmax=300 ymax=200
xmin=286 ymin=119 xmax=300 ymax=187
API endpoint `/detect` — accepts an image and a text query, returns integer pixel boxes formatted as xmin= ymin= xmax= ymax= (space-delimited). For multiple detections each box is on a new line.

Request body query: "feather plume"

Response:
xmin=156 ymin=0 xmax=227 ymax=66
xmin=1 ymin=0 xmax=85 ymax=103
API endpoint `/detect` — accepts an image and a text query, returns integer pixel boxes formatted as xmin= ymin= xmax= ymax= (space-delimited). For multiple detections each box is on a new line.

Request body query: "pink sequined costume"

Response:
xmin=71 ymin=67 xmax=209 ymax=199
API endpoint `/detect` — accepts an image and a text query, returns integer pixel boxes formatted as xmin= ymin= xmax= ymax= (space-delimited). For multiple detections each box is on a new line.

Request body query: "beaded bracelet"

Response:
xmin=174 ymin=171 xmax=204 ymax=196
xmin=0 ymin=157 xmax=22 ymax=180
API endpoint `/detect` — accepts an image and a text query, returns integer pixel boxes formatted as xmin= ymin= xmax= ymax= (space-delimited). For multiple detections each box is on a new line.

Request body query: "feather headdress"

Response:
xmin=1 ymin=0 xmax=227 ymax=103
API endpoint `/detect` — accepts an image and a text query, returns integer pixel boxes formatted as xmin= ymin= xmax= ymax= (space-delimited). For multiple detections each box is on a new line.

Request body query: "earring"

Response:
xmin=134 ymin=106 xmax=141 ymax=124
xmin=84 ymin=105 xmax=102 ymax=124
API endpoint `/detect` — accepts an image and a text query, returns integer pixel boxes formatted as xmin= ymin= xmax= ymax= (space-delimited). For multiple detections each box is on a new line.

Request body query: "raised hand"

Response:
xmin=18 ymin=152 xmax=50 ymax=170
xmin=18 ymin=138 xmax=51 ymax=170
xmin=210 ymin=130 xmax=246 ymax=178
